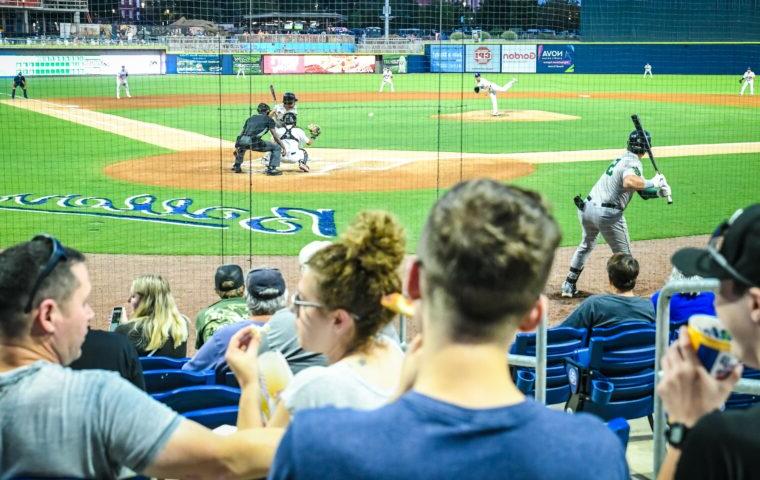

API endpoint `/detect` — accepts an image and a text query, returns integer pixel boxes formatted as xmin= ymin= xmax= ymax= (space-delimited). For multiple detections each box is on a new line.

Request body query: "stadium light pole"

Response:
xmin=383 ymin=0 xmax=390 ymax=40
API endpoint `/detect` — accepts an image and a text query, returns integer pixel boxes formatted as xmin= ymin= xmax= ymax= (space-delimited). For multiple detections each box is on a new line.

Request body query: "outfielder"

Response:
xmin=271 ymin=92 xmax=298 ymax=127
xmin=740 ymin=67 xmax=755 ymax=96
xmin=232 ymin=103 xmax=287 ymax=176
xmin=262 ymin=112 xmax=320 ymax=173
xmin=561 ymin=130 xmax=672 ymax=298
xmin=116 ymin=66 xmax=131 ymax=99
xmin=379 ymin=67 xmax=394 ymax=92
xmin=11 ymin=72 xmax=28 ymax=99
xmin=474 ymin=73 xmax=517 ymax=116
xmin=643 ymin=63 xmax=653 ymax=78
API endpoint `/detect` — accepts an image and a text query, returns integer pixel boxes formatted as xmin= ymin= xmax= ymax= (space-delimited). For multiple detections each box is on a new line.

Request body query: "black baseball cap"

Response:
xmin=215 ymin=264 xmax=244 ymax=292
xmin=246 ymin=268 xmax=286 ymax=299
xmin=672 ymin=204 xmax=760 ymax=288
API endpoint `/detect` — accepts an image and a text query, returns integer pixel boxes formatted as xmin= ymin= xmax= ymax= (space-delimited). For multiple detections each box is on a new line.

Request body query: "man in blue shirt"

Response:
xmin=268 ymin=180 xmax=629 ymax=480
xmin=561 ymin=253 xmax=654 ymax=330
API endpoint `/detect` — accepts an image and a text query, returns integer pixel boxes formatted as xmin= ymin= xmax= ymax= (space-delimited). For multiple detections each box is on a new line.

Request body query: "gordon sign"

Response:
xmin=501 ymin=45 xmax=537 ymax=73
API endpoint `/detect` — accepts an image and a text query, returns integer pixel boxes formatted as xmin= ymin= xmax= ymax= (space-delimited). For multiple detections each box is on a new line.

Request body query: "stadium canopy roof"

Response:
xmin=243 ymin=12 xmax=347 ymax=21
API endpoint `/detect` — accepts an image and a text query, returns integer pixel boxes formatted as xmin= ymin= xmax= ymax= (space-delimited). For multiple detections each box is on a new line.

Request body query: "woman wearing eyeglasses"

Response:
xmin=115 ymin=274 xmax=189 ymax=358
xmin=226 ymin=210 xmax=406 ymax=428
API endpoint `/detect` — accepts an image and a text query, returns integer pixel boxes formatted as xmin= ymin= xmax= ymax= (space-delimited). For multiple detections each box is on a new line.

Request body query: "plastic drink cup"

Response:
xmin=687 ymin=314 xmax=739 ymax=380
xmin=257 ymin=350 xmax=293 ymax=421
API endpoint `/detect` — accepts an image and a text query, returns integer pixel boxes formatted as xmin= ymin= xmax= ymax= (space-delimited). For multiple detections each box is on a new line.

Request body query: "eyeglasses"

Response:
xmin=25 ymin=234 xmax=68 ymax=313
xmin=707 ymin=209 xmax=756 ymax=288
xmin=290 ymin=292 xmax=323 ymax=316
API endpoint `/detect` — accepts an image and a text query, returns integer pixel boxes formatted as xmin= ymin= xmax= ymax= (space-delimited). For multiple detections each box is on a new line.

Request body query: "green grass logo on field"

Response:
xmin=0 ymin=193 xmax=336 ymax=237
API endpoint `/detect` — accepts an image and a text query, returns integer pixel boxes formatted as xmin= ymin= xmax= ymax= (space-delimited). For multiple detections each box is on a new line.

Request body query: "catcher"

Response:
xmin=11 ymin=72 xmax=28 ymax=99
xmin=263 ymin=112 xmax=320 ymax=173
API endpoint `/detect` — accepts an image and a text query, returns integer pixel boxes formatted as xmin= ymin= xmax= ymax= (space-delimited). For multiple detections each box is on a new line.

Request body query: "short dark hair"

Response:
xmin=607 ymin=253 xmax=639 ymax=292
xmin=418 ymin=180 xmax=561 ymax=343
xmin=0 ymin=238 xmax=85 ymax=339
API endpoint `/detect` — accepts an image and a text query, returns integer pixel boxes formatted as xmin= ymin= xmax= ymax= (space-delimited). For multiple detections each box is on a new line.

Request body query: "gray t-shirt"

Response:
xmin=281 ymin=361 xmax=396 ymax=416
xmin=560 ymin=294 xmax=655 ymax=330
xmin=258 ymin=309 xmax=327 ymax=375
xmin=0 ymin=361 xmax=181 ymax=478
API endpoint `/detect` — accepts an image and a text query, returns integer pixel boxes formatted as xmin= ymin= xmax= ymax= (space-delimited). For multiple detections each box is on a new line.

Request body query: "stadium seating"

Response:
xmin=725 ymin=366 xmax=760 ymax=410
xmin=152 ymin=385 xmax=241 ymax=413
xmin=139 ymin=356 xmax=190 ymax=371
xmin=564 ymin=328 xmax=656 ymax=424
xmin=144 ymin=369 xmax=215 ymax=394
xmin=510 ymin=327 xmax=587 ymax=404
xmin=185 ymin=406 xmax=239 ymax=429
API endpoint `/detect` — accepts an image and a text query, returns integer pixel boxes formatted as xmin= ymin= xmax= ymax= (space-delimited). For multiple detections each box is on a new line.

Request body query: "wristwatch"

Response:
xmin=665 ymin=422 xmax=691 ymax=448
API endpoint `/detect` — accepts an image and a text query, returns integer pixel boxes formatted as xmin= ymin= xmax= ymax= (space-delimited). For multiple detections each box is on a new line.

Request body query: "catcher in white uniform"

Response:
xmin=262 ymin=112 xmax=319 ymax=173
xmin=116 ymin=66 xmax=131 ymax=99
xmin=740 ymin=67 xmax=755 ymax=96
xmin=474 ymin=73 xmax=517 ymax=116
xmin=379 ymin=67 xmax=395 ymax=92
xmin=271 ymin=92 xmax=298 ymax=127
xmin=561 ymin=129 xmax=672 ymax=297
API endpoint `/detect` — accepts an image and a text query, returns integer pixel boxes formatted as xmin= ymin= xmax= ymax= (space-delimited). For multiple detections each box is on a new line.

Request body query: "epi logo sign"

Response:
xmin=473 ymin=47 xmax=492 ymax=64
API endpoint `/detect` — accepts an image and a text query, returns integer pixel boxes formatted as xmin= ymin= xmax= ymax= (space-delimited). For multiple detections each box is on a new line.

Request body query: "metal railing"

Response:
xmin=356 ymin=38 xmax=424 ymax=54
xmin=653 ymin=279 xmax=760 ymax=475
xmin=508 ymin=309 xmax=548 ymax=404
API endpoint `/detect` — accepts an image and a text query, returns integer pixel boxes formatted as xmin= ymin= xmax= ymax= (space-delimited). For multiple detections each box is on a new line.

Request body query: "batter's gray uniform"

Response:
xmin=272 ymin=104 xmax=297 ymax=127
xmin=564 ymin=151 xmax=644 ymax=294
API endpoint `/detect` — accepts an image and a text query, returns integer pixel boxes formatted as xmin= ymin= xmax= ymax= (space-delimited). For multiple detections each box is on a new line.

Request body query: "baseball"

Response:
xmin=368 ymin=112 xmax=374 ymax=117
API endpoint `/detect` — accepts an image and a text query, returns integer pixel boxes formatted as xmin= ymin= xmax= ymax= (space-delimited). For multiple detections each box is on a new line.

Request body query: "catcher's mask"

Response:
xmin=283 ymin=92 xmax=298 ymax=107
xmin=257 ymin=103 xmax=271 ymax=115
xmin=283 ymin=112 xmax=297 ymax=126
xmin=627 ymin=129 xmax=651 ymax=155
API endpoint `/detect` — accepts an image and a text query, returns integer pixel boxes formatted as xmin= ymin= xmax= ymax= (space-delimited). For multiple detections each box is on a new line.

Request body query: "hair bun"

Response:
xmin=342 ymin=211 xmax=405 ymax=273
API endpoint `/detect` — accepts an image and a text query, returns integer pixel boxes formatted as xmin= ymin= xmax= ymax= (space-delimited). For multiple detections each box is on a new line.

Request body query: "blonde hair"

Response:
xmin=129 ymin=275 xmax=188 ymax=351
xmin=307 ymin=211 xmax=406 ymax=354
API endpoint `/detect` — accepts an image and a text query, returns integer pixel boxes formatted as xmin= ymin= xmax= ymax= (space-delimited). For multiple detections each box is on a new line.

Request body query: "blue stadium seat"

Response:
xmin=510 ymin=327 xmax=587 ymax=404
xmin=606 ymin=417 xmax=630 ymax=449
xmin=144 ymin=369 xmax=214 ymax=394
xmin=185 ymin=405 xmax=239 ymax=429
xmin=565 ymin=329 xmax=656 ymax=425
xmin=225 ymin=371 xmax=239 ymax=387
xmin=139 ymin=356 xmax=190 ymax=371
xmin=587 ymin=321 xmax=655 ymax=340
xmin=152 ymin=385 xmax=241 ymax=413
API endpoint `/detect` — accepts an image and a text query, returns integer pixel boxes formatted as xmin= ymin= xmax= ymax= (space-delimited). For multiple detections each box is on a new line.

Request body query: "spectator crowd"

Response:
xmin=0 ymin=178 xmax=757 ymax=479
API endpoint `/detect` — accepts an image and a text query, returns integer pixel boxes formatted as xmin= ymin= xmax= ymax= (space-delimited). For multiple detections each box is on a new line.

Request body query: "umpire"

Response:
xmin=11 ymin=72 xmax=28 ymax=99
xmin=232 ymin=103 xmax=286 ymax=176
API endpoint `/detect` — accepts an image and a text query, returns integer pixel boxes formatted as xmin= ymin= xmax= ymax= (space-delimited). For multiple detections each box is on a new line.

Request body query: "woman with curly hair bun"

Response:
xmin=227 ymin=210 xmax=407 ymax=428
xmin=116 ymin=275 xmax=189 ymax=358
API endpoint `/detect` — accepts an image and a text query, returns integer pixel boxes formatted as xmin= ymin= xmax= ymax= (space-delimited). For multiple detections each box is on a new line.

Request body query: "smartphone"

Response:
xmin=109 ymin=307 xmax=124 ymax=331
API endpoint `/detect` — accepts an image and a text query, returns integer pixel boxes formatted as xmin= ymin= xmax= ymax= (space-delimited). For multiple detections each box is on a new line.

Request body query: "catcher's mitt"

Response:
xmin=474 ymin=86 xmax=480 ymax=93
xmin=307 ymin=123 xmax=321 ymax=138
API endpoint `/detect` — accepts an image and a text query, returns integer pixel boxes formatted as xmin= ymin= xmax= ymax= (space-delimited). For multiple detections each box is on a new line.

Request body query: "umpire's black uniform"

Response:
xmin=233 ymin=112 xmax=282 ymax=174
xmin=12 ymin=73 xmax=28 ymax=99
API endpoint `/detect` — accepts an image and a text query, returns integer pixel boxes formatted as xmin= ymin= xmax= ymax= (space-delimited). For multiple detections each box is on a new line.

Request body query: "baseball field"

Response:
xmin=1 ymin=72 xmax=759 ymax=330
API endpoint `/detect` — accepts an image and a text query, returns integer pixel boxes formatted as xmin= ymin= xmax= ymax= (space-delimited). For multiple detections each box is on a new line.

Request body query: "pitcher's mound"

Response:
xmin=434 ymin=110 xmax=581 ymax=122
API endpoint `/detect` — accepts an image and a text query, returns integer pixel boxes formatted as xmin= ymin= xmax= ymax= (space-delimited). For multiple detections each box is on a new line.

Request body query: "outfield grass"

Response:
xmin=1 ymin=73 xmax=758 ymax=255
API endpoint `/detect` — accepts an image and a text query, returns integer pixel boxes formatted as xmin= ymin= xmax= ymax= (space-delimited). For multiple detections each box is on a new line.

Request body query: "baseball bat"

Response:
xmin=631 ymin=114 xmax=672 ymax=204
xmin=269 ymin=84 xmax=277 ymax=102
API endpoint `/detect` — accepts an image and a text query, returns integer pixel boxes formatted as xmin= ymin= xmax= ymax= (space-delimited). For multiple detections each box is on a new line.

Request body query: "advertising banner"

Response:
xmin=429 ymin=45 xmax=464 ymax=73
xmin=232 ymin=54 xmax=262 ymax=75
xmin=501 ymin=45 xmax=537 ymax=73
xmin=263 ymin=55 xmax=375 ymax=74
xmin=263 ymin=56 xmax=304 ymax=74
xmin=536 ymin=44 xmax=575 ymax=73
xmin=303 ymin=55 xmax=375 ymax=73
xmin=465 ymin=44 xmax=501 ymax=73
xmin=0 ymin=53 xmax=163 ymax=76
xmin=177 ymin=54 xmax=221 ymax=74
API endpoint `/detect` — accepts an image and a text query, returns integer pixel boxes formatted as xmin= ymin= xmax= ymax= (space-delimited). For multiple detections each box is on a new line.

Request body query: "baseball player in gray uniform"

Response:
xmin=271 ymin=92 xmax=298 ymax=127
xmin=561 ymin=130 xmax=672 ymax=297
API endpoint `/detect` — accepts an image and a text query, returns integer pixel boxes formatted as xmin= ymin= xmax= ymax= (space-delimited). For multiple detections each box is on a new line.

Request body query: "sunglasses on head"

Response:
xmin=707 ymin=208 xmax=755 ymax=288
xmin=24 ymin=235 xmax=68 ymax=313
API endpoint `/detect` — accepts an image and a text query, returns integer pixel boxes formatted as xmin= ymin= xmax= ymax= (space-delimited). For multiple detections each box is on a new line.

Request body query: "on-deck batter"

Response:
xmin=561 ymin=129 xmax=672 ymax=298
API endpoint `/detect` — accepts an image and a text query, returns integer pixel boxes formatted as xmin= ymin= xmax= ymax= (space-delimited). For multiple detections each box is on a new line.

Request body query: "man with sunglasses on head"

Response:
xmin=657 ymin=204 xmax=760 ymax=480
xmin=0 ymin=235 xmax=281 ymax=478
